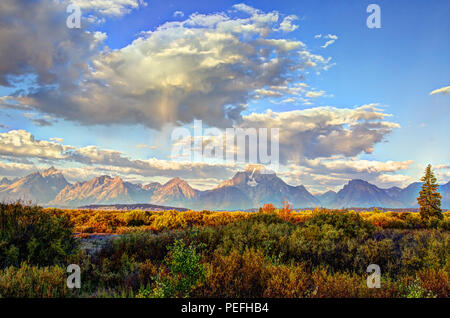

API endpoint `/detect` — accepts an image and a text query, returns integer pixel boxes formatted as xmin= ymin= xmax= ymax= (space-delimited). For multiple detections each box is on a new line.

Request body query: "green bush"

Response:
xmin=286 ymin=211 xmax=376 ymax=271
xmin=139 ymin=240 xmax=205 ymax=298
xmin=0 ymin=203 xmax=78 ymax=268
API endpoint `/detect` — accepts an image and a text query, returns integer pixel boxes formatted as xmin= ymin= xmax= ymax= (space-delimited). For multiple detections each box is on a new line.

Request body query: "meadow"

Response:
xmin=0 ymin=203 xmax=448 ymax=298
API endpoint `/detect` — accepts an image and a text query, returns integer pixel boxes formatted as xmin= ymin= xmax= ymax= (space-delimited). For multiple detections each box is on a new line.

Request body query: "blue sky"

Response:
xmin=0 ymin=0 xmax=448 ymax=192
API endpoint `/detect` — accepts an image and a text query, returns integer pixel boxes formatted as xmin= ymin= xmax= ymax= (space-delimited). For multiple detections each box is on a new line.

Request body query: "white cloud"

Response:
xmin=8 ymin=3 xmax=331 ymax=130
xmin=0 ymin=130 xmax=237 ymax=180
xmin=240 ymin=104 xmax=399 ymax=162
xmin=430 ymin=86 xmax=450 ymax=95
xmin=0 ymin=161 xmax=36 ymax=178
xmin=254 ymin=89 xmax=284 ymax=98
xmin=321 ymin=40 xmax=334 ymax=48
xmin=0 ymin=128 xmax=432 ymax=191
xmin=0 ymin=0 xmax=104 ymax=87
xmin=280 ymin=98 xmax=296 ymax=103
xmin=0 ymin=130 xmax=71 ymax=160
xmin=320 ymin=34 xmax=338 ymax=48
xmin=173 ymin=10 xmax=185 ymax=18
xmin=305 ymin=90 xmax=326 ymax=98
xmin=275 ymin=157 xmax=416 ymax=191
xmin=232 ymin=3 xmax=260 ymax=15
xmin=279 ymin=15 xmax=299 ymax=32
xmin=376 ymin=174 xmax=415 ymax=188
xmin=305 ymin=158 xmax=414 ymax=174
xmin=71 ymin=0 xmax=147 ymax=17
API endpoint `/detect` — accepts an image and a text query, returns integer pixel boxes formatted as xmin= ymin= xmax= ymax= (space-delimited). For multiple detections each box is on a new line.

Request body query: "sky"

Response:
xmin=0 ymin=0 xmax=449 ymax=193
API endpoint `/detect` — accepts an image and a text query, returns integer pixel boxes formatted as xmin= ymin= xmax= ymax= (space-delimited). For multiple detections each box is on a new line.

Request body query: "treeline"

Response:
xmin=0 ymin=203 xmax=448 ymax=298
xmin=44 ymin=206 xmax=450 ymax=234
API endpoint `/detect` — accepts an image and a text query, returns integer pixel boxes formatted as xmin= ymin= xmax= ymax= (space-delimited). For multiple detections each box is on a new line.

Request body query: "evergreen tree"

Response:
xmin=417 ymin=164 xmax=443 ymax=220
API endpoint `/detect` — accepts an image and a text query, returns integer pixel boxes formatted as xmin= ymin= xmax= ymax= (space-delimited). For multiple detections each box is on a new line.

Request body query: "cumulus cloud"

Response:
xmin=303 ymin=158 xmax=413 ymax=174
xmin=0 ymin=161 xmax=36 ymax=178
xmin=0 ymin=130 xmax=72 ymax=160
xmin=279 ymin=15 xmax=299 ymax=32
xmin=167 ymin=104 xmax=400 ymax=168
xmin=232 ymin=3 xmax=260 ymax=15
xmin=71 ymin=0 xmax=147 ymax=17
xmin=376 ymin=173 xmax=415 ymax=187
xmin=430 ymin=86 xmax=450 ymax=95
xmin=0 ymin=128 xmax=426 ymax=190
xmin=4 ymin=3 xmax=332 ymax=130
xmin=240 ymin=104 xmax=399 ymax=163
xmin=278 ymin=157 xmax=415 ymax=191
xmin=0 ymin=0 xmax=104 ymax=87
xmin=0 ymin=130 xmax=236 ymax=180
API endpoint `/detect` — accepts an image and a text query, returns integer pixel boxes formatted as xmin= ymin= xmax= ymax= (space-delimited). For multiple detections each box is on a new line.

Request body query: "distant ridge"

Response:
xmin=1 ymin=166 xmax=449 ymax=210
xmin=331 ymin=179 xmax=404 ymax=208
xmin=0 ymin=167 xmax=69 ymax=204
xmin=77 ymin=203 xmax=189 ymax=212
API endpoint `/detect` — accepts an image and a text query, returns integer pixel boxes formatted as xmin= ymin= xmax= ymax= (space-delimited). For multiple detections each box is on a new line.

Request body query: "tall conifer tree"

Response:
xmin=417 ymin=164 xmax=443 ymax=220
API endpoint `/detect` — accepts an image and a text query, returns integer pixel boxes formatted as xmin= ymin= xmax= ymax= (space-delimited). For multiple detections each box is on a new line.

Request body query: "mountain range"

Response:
xmin=0 ymin=166 xmax=449 ymax=210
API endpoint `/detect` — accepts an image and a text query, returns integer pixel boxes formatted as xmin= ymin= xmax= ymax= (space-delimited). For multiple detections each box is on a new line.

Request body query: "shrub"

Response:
xmin=138 ymin=240 xmax=205 ymax=298
xmin=263 ymin=264 xmax=314 ymax=298
xmin=287 ymin=211 xmax=376 ymax=271
xmin=0 ymin=203 xmax=78 ymax=268
xmin=401 ymin=278 xmax=437 ymax=298
xmin=200 ymin=248 xmax=269 ymax=298
xmin=0 ymin=262 xmax=71 ymax=298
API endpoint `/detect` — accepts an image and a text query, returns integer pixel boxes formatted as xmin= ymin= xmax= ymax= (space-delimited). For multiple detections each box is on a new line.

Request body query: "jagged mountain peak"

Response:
xmin=0 ymin=177 xmax=12 ymax=185
xmin=244 ymin=164 xmax=276 ymax=176
xmin=151 ymin=177 xmax=197 ymax=206
xmin=2 ymin=167 xmax=449 ymax=210
xmin=86 ymin=175 xmax=124 ymax=187
xmin=160 ymin=177 xmax=196 ymax=193
xmin=165 ymin=177 xmax=184 ymax=185
xmin=346 ymin=179 xmax=372 ymax=187
xmin=50 ymin=175 xmax=151 ymax=207
xmin=211 ymin=166 xmax=318 ymax=210
xmin=333 ymin=179 xmax=404 ymax=208
xmin=0 ymin=167 xmax=69 ymax=204
xmin=244 ymin=164 xmax=263 ymax=173
xmin=92 ymin=175 xmax=113 ymax=182
xmin=218 ymin=165 xmax=280 ymax=189
xmin=161 ymin=177 xmax=195 ymax=193
xmin=41 ymin=166 xmax=61 ymax=177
